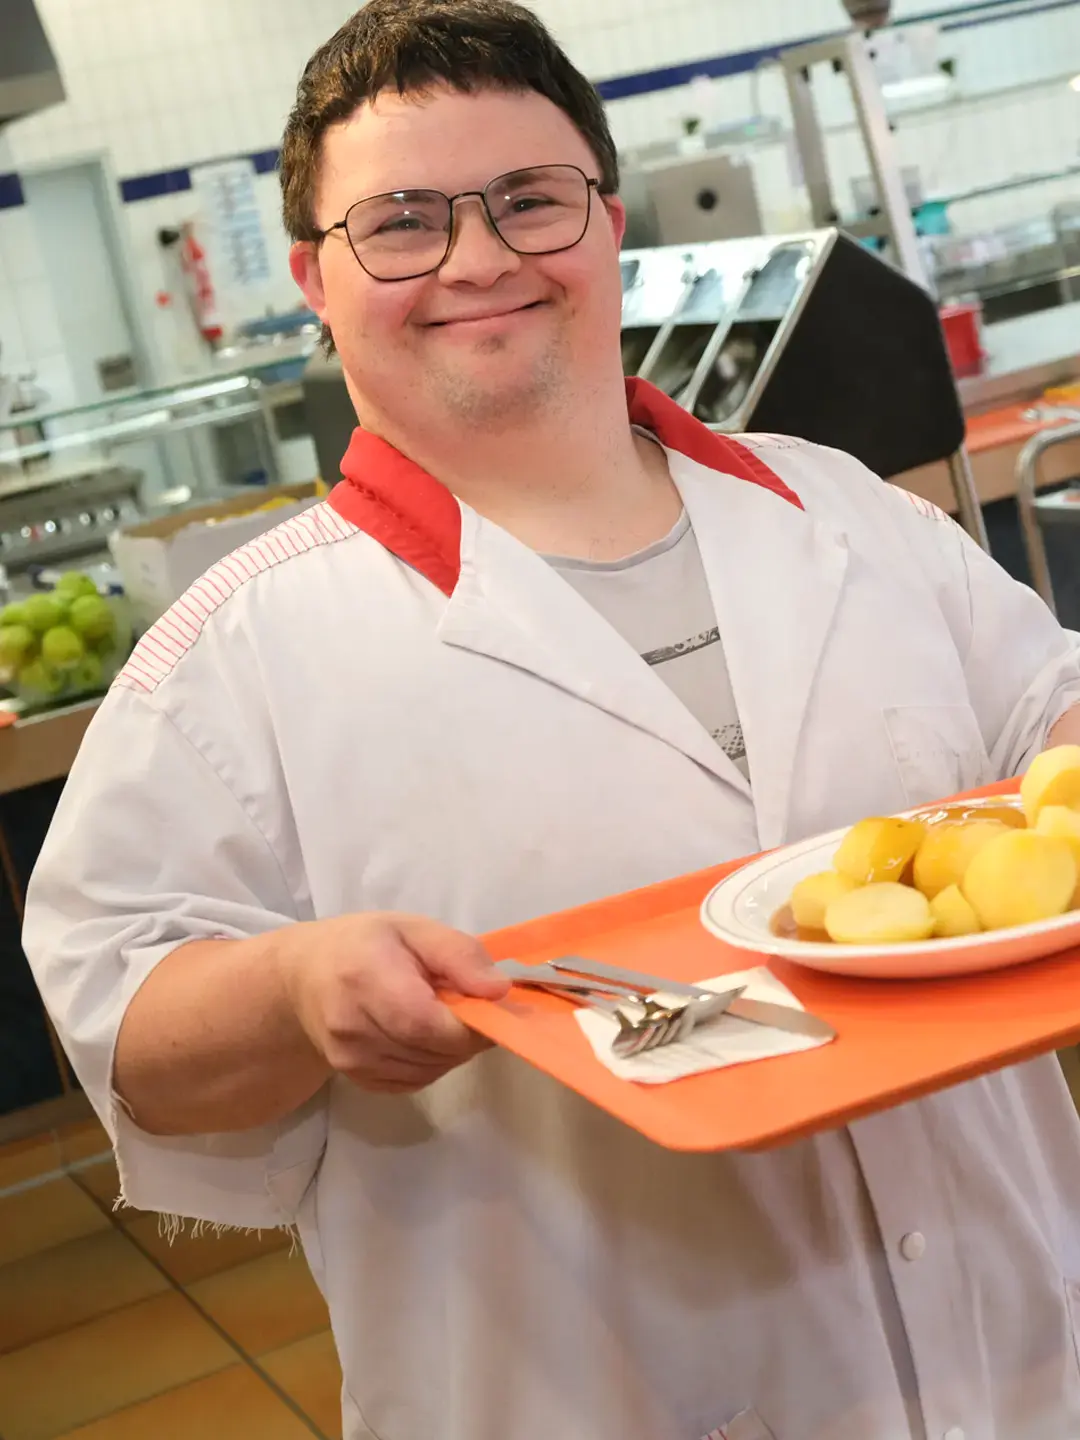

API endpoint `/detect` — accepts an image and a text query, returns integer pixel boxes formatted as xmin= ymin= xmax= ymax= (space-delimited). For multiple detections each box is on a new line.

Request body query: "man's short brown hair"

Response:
xmin=280 ymin=0 xmax=619 ymax=244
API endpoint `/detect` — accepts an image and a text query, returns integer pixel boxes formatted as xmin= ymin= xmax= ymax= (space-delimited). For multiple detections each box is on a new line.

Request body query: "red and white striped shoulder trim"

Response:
xmin=114 ymin=501 xmax=357 ymax=695
xmin=899 ymin=489 xmax=951 ymax=522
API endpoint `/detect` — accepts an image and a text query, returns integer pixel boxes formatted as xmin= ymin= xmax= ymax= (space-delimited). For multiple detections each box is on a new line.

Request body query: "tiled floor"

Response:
xmin=6 ymin=1063 xmax=1080 ymax=1438
xmin=0 ymin=1120 xmax=342 ymax=1440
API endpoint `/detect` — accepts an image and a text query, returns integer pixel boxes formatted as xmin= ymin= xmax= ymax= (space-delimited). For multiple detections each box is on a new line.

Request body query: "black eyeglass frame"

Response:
xmin=312 ymin=164 xmax=603 ymax=282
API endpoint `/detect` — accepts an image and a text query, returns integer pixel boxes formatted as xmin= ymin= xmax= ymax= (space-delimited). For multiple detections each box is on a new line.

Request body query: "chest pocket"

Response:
xmin=883 ymin=703 xmax=992 ymax=807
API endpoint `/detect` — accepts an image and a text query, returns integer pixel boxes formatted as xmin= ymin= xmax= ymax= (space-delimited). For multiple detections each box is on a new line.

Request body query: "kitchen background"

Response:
xmin=0 ymin=4 xmax=1079 ymax=1437
xmin=1 ymin=0 xmax=1078 ymax=422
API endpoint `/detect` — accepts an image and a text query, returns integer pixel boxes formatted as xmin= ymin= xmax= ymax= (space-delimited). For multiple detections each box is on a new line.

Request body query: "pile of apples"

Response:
xmin=787 ymin=745 xmax=1080 ymax=946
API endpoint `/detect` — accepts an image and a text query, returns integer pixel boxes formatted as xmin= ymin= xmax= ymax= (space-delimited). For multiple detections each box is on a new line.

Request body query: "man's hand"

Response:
xmin=276 ymin=913 xmax=510 ymax=1094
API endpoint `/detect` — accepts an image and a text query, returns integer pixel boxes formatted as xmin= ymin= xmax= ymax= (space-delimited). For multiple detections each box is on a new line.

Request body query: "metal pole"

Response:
xmin=842 ymin=33 xmax=928 ymax=289
xmin=946 ymin=447 xmax=990 ymax=553
xmin=1014 ymin=421 xmax=1080 ymax=613
xmin=782 ymin=63 xmax=837 ymax=228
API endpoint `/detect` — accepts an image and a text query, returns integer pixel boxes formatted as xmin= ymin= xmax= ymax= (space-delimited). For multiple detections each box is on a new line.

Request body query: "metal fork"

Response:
xmin=534 ymin=980 xmax=691 ymax=1058
xmin=498 ymin=962 xmax=743 ymax=1058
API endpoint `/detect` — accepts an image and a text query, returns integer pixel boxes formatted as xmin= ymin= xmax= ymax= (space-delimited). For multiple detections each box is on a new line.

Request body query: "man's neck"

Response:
xmin=353 ymin=379 xmax=683 ymax=561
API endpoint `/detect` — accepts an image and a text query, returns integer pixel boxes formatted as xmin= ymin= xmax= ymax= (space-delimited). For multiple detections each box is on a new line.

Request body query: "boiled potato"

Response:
xmin=1035 ymin=805 xmax=1080 ymax=861
xmin=1035 ymin=807 xmax=1080 ymax=909
xmin=911 ymin=819 xmax=1011 ymax=899
xmin=790 ymin=871 xmax=859 ymax=930
xmin=1020 ymin=745 xmax=1080 ymax=825
xmin=929 ymin=884 xmax=982 ymax=938
xmin=824 ymin=882 xmax=934 ymax=945
xmin=833 ymin=817 xmax=926 ymax=885
xmin=962 ymin=831 xmax=1076 ymax=931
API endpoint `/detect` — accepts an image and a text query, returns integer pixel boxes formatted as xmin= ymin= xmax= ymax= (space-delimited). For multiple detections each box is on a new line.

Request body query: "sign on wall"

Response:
xmin=189 ymin=157 xmax=272 ymax=296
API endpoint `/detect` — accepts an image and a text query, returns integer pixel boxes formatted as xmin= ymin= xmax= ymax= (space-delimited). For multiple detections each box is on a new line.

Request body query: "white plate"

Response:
xmin=700 ymin=797 xmax=1080 ymax=979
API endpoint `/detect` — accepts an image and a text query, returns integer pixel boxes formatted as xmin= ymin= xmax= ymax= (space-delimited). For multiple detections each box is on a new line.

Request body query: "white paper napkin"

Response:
xmin=574 ymin=967 xmax=832 ymax=1085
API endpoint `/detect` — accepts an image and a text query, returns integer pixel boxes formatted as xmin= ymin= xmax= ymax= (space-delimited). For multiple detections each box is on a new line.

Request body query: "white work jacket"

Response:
xmin=23 ymin=381 xmax=1080 ymax=1440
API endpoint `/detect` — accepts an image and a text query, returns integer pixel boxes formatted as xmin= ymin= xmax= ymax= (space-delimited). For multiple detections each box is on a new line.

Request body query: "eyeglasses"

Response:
xmin=313 ymin=164 xmax=601 ymax=282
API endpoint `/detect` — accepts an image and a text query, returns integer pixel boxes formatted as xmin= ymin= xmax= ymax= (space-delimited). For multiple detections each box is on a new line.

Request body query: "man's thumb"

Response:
xmin=399 ymin=917 xmax=510 ymax=1000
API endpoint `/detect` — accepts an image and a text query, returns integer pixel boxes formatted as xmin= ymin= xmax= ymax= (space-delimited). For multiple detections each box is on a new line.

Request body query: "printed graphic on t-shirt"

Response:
xmin=641 ymin=627 xmax=722 ymax=667
xmin=642 ymin=629 xmax=747 ymax=769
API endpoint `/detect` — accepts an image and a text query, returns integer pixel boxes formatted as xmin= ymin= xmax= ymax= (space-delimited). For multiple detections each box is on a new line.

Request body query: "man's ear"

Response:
xmin=290 ymin=241 xmax=328 ymax=317
xmin=602 ymin=194 xmax=627 ymax=251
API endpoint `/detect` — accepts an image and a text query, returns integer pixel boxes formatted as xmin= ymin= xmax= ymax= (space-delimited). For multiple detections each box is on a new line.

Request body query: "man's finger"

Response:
xmin=396 ymin=915 xmax=510 ymax=1000
xmin=359 ymin=931 xmax=490 ymax=1058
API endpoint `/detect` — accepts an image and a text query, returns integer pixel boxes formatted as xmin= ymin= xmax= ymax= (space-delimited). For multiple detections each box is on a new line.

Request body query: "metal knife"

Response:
xmin=546 ymin=956 xmax=837 ymax=1042
xmin=497 ymin=960 xmax=746 ymax=1012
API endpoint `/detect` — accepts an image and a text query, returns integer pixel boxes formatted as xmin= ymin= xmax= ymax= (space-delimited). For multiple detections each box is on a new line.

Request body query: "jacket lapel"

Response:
xmin=670 ymin=451 xmax=849 ymax=848
xmin=438 ymin=507 xmax=752 ymax=790
xmin=327 ymin=379 xmax=844 ymax=837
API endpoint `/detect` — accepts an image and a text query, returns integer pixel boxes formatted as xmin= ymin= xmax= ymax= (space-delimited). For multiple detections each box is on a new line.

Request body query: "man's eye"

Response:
xmin=379 ymin=215 xmax=427 ymax=233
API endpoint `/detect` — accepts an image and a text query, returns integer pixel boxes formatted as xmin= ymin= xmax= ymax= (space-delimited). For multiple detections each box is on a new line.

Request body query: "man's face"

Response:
xmin=291 ymin=85 xmax=627 ymax=432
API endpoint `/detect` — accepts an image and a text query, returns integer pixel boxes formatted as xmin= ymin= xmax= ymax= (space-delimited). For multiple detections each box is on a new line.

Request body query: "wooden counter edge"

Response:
xmin=0 ymin=698 xmax=101 ymax=796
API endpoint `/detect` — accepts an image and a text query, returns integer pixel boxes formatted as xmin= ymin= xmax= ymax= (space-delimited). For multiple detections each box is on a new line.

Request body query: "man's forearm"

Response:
xmin=113 ymin=931 xmax=329 ymax=1138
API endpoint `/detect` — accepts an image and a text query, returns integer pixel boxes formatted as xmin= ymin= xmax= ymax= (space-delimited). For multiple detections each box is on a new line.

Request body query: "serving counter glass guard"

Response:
xmin=619 ymin=229 xmax=986 ymax=547
xmin=0 ymin=374 xmax=283 ymax=573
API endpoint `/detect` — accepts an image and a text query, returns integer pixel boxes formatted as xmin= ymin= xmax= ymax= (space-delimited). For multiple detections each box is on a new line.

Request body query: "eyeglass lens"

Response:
xmin=344 ymin=165 xmax=593 ymax=280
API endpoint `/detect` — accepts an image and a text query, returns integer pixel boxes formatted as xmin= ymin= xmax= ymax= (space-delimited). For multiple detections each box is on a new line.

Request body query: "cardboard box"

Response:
xmin=109 ymin=482 xmax=320 ymax=629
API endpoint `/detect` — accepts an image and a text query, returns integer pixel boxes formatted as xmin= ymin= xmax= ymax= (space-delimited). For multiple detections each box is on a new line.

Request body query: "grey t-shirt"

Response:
xmin=545 ymin=511 xmax=749 ymax=779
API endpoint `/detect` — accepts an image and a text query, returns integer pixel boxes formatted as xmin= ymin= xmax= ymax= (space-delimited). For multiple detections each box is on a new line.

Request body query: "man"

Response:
xmin=23 ymin=4 xmax=1080 ymax=1438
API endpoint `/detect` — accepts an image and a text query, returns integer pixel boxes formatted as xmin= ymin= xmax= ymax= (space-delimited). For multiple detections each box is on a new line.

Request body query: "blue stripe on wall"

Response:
xmin=0 ymin=173 xmax=25 ymax=210
xmin=119 ymin=166 xmax=195 ymax=203
xmin=594 ymin=0 xmax=1080 ymax=97
xmin=0 ymin=0 xmax=1075 ymax=214
xmin=250 ymin=149 xmax=280 ymax=176
xmin=595 ymin=41 xmax=823 ymax=101
xmin=944 ymin=0 xmax=1080 ymax=30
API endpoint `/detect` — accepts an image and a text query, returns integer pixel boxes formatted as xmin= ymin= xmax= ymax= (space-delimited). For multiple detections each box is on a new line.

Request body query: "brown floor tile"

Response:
xmin=124 ymin=1210 xmax=291 ymax=1285
xmin=52 ymin=1365 xmax=319 ymax=1440
xmin=188 ymin=1248 xmax=330 ymax=1356
xmin=73 ymin=1155 xmax=123 ymax=1212
xmin=0 ymin=1175 xmax=109 ymax=1267
xmin=56 ymin=1117 xmax=112 ymax=1166
xmin=0 ymin=1228 xmax=169 ymax=1354
xmin=0 ymin=1291 xmax=236 ymax=1440
xmin=262 ymin=1330 xmax=343 ymax=1440
xmin=0 ymin=1132 xmax=61 ymax=1193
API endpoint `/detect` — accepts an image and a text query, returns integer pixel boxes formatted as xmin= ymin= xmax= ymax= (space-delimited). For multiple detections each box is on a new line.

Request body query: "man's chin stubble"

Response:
xmin=428 ymin=339 xmax=566 ymax=429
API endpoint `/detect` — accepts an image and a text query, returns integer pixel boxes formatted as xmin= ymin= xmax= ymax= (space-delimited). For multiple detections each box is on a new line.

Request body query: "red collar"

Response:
xmin=328 ymin=377 xmax=802 ymax=597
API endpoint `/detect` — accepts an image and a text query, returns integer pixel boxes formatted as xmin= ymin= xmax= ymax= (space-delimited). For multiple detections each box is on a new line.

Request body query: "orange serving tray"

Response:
xmin=448 ymin=780 xmax=1080 ymax=1152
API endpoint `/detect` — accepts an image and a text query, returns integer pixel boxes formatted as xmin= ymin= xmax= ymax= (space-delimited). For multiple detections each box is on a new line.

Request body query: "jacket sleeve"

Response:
xmin=874 ymin=482 xmax=1080 ymax=778
xmin=22 ymin=683 xmax=326 ymax=1231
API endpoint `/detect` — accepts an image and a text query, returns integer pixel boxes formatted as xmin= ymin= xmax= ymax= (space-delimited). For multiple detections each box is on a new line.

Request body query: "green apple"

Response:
xmin=0 ymin=624 xmax=35 ymax=668
xmin=68 ymin=652 xmax=104 ymax=693
xmin=55 ymin=571 xmax=99 ymax=601
xmin=22 ymin=594 xmax=66 ymax=635
xmin=19 ymin=658 xmax=64 ymax=696
xmin=68 ymin=594 xmax=115 ymax=643
xmin=41 ymin=626 xmax=85 ymax=670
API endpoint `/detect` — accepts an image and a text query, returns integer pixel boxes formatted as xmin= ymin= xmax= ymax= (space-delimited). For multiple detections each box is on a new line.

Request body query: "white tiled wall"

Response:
xmin=1 ymin=0 xmax=1078 ymax=393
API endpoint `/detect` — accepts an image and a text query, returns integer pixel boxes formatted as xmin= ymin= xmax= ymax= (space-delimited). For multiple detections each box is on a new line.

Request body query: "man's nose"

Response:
xmin=438 ymin=198 xmax=521 ymax=286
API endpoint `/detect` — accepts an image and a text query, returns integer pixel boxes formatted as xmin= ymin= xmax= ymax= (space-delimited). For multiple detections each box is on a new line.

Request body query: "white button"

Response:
xmin=900 ymin=1231 xmax=927 ymax=1261
xmin=943 ymin=1429 xmax=965 ymax=1440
